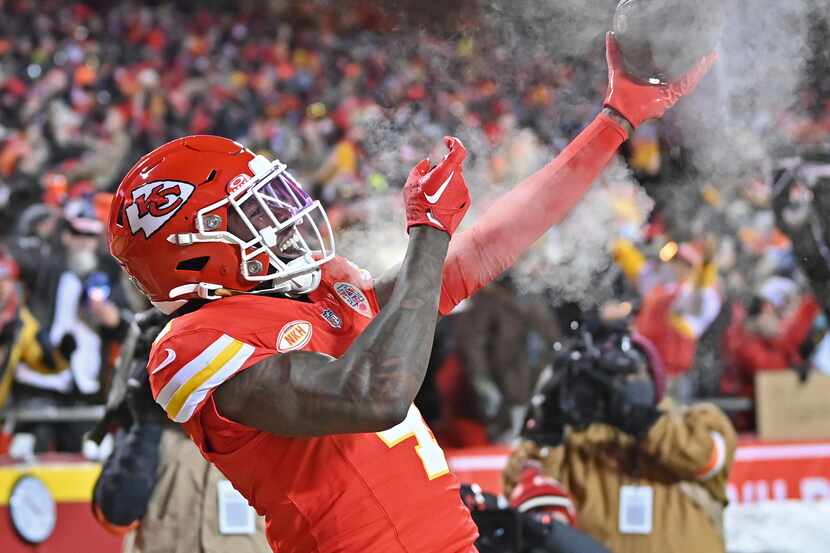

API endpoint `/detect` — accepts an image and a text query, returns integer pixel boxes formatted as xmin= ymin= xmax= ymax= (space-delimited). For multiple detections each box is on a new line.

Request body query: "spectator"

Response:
xmin=455 ymin=274 xmax=560 ymax=443
xmin=722 ymin=277 xmax=821 ymax=401
xmin=12 ymin=198 xmax=129 ymax=452
xmin=615 ymin=237 xmax=723 ymax=402
xmin=0 ymin=248 xmax=72 ymax=411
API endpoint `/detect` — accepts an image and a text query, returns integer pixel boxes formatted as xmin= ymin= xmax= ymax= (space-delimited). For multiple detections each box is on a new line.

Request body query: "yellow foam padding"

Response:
xmin=0 ymin=461 xmax=101 ymax=505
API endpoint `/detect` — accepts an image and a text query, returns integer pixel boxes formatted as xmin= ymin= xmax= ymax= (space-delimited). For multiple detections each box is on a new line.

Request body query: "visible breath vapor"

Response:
xmin=341 ymin=0 xmax=829 ymax=306
xmin=676 ymin=0 xmax=828 ymax=181
xmin=480 ymin=0 xmax=830 ymax=178
xmin=510 ymin=158 xmax=653 ymax=304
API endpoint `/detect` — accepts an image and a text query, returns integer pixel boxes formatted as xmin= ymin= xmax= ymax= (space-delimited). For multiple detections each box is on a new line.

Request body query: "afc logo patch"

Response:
xmin=320 ymin=308 xmax=342 ymax=329
xmin=125 ymin=180 xmax=195 ymax=238
xmin=333 ymin=282 xmax=371 ymax=318
xmin=277 ymin=320 xmax=313 ymax=352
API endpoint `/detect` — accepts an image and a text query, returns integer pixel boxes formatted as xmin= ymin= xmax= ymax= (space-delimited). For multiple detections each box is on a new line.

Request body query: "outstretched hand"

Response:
xmin=603 ymin=32 xmax=717 ymax=129
xmin=404 ymin=136 xmax=471 ymax=236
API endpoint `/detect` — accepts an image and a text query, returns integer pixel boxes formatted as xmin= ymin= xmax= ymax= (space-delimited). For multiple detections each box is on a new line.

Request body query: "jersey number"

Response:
xmin=377 ymin=405 xmax=450 ymax=480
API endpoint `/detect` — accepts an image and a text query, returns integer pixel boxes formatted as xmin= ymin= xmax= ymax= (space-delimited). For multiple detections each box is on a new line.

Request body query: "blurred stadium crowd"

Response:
xmin=0 ymin=0 xmax=829 ymax=455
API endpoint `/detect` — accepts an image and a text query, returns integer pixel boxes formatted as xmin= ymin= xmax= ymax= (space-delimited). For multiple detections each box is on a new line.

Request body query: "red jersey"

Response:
xmin=147 ymin=256 xmax=478 ymax=553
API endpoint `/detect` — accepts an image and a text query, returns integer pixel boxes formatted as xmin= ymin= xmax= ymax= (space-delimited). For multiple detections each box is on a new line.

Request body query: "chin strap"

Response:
xmin=165 ymin=261 xmax=321 ymax=308
xmin=268 ymin=267 xmax=321 ymax=296
xmin=269 ymin=254 xmax=322 ymax=295
xmin=439 ymin=112 xmax=629 ymax=315
xmin=169 ymin=282 xmax=225 ymax=301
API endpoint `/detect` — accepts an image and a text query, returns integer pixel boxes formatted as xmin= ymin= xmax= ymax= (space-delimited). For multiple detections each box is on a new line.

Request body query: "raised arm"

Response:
xmin=377 ymin=34 xmax=716 ymax=312
xmin=437 ymin=35 xmax=716 ymax=314
xmin=215 ymin=139 xmax=471 ymax=436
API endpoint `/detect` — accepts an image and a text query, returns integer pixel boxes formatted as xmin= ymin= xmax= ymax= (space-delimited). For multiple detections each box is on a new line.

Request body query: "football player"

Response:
xmin=107 ymin=35 xmax=714 ymax=553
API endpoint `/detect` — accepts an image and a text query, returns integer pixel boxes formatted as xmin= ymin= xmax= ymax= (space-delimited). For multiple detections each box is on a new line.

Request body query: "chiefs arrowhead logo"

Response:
xmin=125 ymin=180 xmax=195 ymax=238
xmin=277 ymin=320 xmax=313 ymax=352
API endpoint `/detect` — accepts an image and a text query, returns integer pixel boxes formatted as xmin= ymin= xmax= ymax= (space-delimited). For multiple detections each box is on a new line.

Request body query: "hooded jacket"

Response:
xmin=504 ymin=401 xmax=737 ymax=553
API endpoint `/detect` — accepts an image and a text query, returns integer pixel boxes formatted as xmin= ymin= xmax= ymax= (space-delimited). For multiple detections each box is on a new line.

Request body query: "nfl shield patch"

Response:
xmin=320 ymin=308 xmax=343 ymax=329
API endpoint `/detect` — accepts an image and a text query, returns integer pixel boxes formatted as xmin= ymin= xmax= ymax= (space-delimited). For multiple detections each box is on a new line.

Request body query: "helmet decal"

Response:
xmin=109 ymin=136 xmax=335 ymax=309
xmin=226 ymin=173 xmax=251 ymax=195
xmin=125 ymin=180 xmax=196 ymax=238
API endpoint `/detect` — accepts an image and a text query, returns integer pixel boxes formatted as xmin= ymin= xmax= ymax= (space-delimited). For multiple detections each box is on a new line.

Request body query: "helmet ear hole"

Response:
xmin=115 ymin=207 xmax=125 ymax=228
xmin=201 ymin=169 xmax=217 ymax=185
xmin=176 ymin=256 xmax=210 ymax=272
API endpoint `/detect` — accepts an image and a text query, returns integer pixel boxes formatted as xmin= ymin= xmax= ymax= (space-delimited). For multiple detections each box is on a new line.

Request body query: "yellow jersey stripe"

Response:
xmin=172 ymin=343 xmax=255 ymax=423
xmin=165 ymin=339 xmax=244 ymax=420
xmin=156 ymin=334 xmax=234 ymax=408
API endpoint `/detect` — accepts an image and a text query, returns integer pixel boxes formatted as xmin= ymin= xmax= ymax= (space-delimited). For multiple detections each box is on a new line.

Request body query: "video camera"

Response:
xmin=521 ymin=325 xmax=651 ymax=446
xmin=472 ymin=508 xmax=525 ymax=553
xmin=464 ymin=491 xmax=610 ymax=553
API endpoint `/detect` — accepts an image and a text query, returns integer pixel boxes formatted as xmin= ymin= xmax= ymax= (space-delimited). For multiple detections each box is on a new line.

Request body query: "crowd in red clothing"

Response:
xmin=722 ymin=288 xmax=821 ymax=399
xmin=0 ymin=1 xmax=828 ymax=446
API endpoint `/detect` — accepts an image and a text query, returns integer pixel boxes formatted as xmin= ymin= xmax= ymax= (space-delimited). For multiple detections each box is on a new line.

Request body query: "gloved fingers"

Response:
xmin=419 ymin=136 xmax=466 ymax=195
xmin=442 ymin=136 xmax=467 ymax=165
xmin=407 ymin=158 xmax=431 ymax=181
xmin=605 ymin=32 xmax=625 ymax=75
xmin=669 ymin=50 xmax=718 ymax=97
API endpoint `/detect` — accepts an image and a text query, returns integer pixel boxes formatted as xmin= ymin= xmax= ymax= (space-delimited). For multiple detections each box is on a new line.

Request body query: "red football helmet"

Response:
xmin=508 ymin=463 xmax=577 ymax=527
xmin=108 ymin=135 xmax=335 ymax=313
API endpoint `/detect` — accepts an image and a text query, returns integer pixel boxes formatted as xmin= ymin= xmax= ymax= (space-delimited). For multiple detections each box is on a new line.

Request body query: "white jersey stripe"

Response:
xmin=173 ymin=343 xmax=256 ymax=422
xmin=156 ymin=334 xmax=235 ymax=409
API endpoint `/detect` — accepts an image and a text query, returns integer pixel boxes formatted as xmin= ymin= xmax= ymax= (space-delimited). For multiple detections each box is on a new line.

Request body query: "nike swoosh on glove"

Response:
xmin=404 ymin=136 xmax=471 ymax=236
xmin=603 ymin=32 xmax=717 ymax=129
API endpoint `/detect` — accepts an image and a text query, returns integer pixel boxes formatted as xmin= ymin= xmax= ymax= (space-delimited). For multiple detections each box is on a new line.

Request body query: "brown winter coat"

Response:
xmin=123 ymin=428 xmax=269 ymax=553
xmin=456 ymin=283 xmax=559 ymax=416
xmin=503 ymin=402 xmax=737 ymax=553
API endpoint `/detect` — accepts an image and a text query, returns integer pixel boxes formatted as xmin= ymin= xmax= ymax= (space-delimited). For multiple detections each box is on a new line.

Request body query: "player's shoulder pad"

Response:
xmin=147 ymin=324 xmax=260 ymax=424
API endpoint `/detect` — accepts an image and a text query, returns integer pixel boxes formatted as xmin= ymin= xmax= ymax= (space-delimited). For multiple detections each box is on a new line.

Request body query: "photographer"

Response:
xmin=504 ymin=329 xmax=737 ymax=553
xmin=92 ymin=309 xmax=269 ymax=553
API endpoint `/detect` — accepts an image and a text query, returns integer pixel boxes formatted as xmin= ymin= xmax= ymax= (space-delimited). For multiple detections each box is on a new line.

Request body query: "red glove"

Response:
xmin=603 ymin=32 xmax=717 ymax=129
xmin=404 ymin=136 xmax=470 ymax=236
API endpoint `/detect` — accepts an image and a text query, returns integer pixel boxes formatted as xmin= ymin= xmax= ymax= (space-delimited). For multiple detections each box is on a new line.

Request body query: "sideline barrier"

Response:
xmin=0 ymin=453 xmax=120 ymax=553
xmin=445 ymin=438 xmax=830 ymax=503
xmin=1 ymin=439 xmax=828 ymax=552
